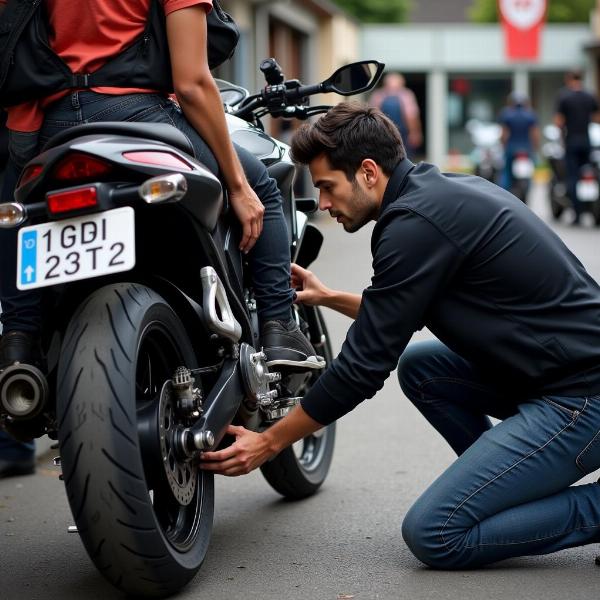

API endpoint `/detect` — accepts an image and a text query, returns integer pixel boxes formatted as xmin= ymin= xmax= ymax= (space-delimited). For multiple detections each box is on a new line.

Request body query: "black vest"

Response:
xmin=0 ymin=0 xmax=173 ymax=108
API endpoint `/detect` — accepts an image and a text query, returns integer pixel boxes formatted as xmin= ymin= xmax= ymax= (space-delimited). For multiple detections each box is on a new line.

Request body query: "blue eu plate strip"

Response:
xmin=20 ymin=230 xmax=38 ymax=286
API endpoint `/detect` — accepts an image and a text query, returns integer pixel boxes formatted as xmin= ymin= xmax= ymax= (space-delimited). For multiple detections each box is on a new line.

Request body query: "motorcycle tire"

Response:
xmin=511 ymin=180 xmax=528 ymax=204
xmin=260 ymin=306 xmax=336 ymax=499
xmin=57 ymin=283 xmax=213 ymax=598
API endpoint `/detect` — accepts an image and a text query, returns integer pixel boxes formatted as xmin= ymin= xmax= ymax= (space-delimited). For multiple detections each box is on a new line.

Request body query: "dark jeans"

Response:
xmin=0 ymin=91 xmax=293 ymax=334
xmin=565 ymin=143 xmax=591 ymax=221
xmin=397 ymin=340 xmax=600 ymax=569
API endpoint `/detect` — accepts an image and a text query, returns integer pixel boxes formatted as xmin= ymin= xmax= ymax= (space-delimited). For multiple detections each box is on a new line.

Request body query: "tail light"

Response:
xmin=515 ymin=151 xmax=529 ymax=159
xmin=52 ymin=153 xmax=112 ymax=181
xmin=18 ymin=164 xmax=44 ymax=187
xmin=123 ymin=151 xmax=193 ymax=171
xmin=47 ymin=186 xmax=98 ymax=214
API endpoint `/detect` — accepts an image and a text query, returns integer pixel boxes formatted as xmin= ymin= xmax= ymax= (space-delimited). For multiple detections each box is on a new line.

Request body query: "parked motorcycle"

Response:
xmin=542 ymin=123 xmax=600 ymax=225
xmin=0 ymin=59 xmax=384 ymax=597
xmin=466 ymin=119 xmax=504 ymax=184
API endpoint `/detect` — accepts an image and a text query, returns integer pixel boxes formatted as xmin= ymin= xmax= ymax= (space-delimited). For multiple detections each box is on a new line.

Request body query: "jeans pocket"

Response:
xmin=124 ymin=103 xmax=176 ymax=126
xmin=541 ymin=396 xmax=580 ymax=420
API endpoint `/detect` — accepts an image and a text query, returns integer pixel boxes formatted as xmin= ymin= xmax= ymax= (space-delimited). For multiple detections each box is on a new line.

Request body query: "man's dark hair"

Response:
xmin=567 ymin=68 xmax=583 ymax=81
xmin=290 ymin=102 xmax=406 ymax=181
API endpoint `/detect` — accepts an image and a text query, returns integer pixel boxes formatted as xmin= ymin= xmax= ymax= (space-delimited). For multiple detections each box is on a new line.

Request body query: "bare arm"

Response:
xmin=200 ymin=405 xmax=322 ymax=475
xmin=165 ymin=6 xmax=263 ymax=252
xmin=291 ymin=263 xmax=362 ymax=319
xmin=530 ymin=124 xmax=541 ymax=151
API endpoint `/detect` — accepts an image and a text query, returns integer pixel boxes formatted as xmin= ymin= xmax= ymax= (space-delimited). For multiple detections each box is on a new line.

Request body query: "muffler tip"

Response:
xmin=0 ymin=363 xmax=48 ymax=419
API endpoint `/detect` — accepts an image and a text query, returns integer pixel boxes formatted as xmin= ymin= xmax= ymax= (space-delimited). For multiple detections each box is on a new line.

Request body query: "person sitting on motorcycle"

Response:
xmin=497 ymin=91 xmax=539 ymax=193
xmin=0 ymin=0 xmax=318 ymax=380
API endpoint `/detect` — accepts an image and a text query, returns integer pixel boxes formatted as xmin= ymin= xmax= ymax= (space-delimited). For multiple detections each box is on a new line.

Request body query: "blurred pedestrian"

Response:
xmin=370 ymin=72 xmax=422 ymax=159
xmin=554 ymin=68 xmax=600 ymax=224
xmin=498 ymin=91 xmax=539 ymax=192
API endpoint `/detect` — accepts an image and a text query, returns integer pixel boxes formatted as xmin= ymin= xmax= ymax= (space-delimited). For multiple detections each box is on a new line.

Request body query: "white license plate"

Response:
xmin=17 ymin=207 xmax=136 ymax=290
xmin=512 ymin=157 xmax=534 ymax=179
xmin=576 ymin=180 xmax=599 ymax=202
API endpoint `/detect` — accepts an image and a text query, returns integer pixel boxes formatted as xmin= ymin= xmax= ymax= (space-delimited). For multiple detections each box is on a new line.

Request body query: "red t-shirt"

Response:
xmin=0 ymin=0 xmax=212 ymax=132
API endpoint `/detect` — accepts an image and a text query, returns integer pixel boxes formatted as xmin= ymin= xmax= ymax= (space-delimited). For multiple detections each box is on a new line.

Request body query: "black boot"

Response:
xmin=0 ymin=331 xmax=42 ymax=370
xmin=261 ymin=318 xmax=325 ymax=370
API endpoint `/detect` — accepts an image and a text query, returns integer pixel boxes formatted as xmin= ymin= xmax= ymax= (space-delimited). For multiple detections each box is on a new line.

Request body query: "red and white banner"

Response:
xmin=499 ymin=0 xmax=547 ymax=61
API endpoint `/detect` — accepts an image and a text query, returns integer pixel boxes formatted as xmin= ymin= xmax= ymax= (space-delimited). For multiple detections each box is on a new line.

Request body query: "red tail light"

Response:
xmin=18 ymin=164 xmax=44 ymax=187
xmin=47 ymin=186 xmax=98 ymax=214
xmin=53 ymin=153 xmax=112 ymax=181
xmin=122 ymin=151 xmax=192 ymax=171
xmin=515 ymin=152 xmax=529 ymax=159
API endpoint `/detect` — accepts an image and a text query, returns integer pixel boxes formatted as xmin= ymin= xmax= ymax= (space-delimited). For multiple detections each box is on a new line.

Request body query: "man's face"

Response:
xmin=309 ymin=154 xmax=379 ymax=233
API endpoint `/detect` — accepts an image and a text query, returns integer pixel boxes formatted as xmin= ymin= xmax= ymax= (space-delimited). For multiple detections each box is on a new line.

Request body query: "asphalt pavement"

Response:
xmin=2 ymin=181 xmax=600 ymax=600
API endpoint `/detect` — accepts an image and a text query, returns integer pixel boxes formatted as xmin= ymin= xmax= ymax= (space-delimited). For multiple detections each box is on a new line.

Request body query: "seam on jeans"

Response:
xmin=418 ymin=376 xmax=497 ymax=403
xmin=576 ymin=425 xmax=600 ymax=473
xmin=464 ymin=522 xmax=600 ymax=548
xmin=541 ymin=396 xmax=581 ymax=419
xmin=439 ymin=417 xmax=576 ymax=552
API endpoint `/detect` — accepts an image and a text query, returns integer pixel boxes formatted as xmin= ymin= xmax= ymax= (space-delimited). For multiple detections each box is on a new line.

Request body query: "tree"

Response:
xmin=469 ymin=0 xmax=595 ymax=23
xmin=332 ymin=0 xmax=410 ymax=24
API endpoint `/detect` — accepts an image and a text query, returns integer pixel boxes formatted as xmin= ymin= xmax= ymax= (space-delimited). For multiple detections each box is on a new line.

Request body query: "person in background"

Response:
xmin=554 ymin=68 xmax=600 ymax=225
xmin=498 ymin=91 xmax=539 ymax=193
xmin=370 ymin=72 xmax=422 ymax=160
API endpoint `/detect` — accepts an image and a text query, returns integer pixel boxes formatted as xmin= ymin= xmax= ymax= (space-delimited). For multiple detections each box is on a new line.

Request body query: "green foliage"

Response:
xmin=469 ymin=0 xmax=596 ymax=23
xmin=332 ymin=0 xmax=410 ymax=23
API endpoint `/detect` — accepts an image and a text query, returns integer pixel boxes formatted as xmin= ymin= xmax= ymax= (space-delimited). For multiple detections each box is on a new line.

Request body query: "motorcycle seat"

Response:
xmin=42 ymin=122 xmax=196 ymax=157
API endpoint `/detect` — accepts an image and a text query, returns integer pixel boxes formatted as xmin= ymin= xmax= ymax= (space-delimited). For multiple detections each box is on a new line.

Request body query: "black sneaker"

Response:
xmin=0 ymin=331 xmax=43 ymax=371
xmin=261 ymin=318 xmax=326 ymax=370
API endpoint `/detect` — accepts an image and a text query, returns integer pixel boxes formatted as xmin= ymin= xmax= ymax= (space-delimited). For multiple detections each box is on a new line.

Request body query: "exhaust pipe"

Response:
xmin=0 ymin=363 xmax=48 ymax=420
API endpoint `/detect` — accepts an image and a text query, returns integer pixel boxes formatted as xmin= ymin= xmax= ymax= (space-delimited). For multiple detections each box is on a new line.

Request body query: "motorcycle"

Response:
xmin=0 ymin=59 xmax=384 ymax=597
xmin=506 ymin=149 xmax=534 ymax=204
xmin=542 ymin=123 xmax=600 ymax=225
xmin=466 ymin=119 xmax=504 ymax=184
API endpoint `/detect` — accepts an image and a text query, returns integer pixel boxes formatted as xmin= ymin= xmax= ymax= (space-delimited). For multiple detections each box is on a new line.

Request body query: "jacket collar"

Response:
xmin=379 ymin=158 xmax=415 ymax=216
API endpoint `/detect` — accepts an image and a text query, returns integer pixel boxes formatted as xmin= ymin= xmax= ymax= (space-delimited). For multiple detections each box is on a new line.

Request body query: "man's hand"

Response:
xmin=200 ymin=424 xmax=275 ymax=476
xmin=291 ymin=263 xmax=330 ymax=306
xmin=229 ymin=183 xmax=265 ymax=253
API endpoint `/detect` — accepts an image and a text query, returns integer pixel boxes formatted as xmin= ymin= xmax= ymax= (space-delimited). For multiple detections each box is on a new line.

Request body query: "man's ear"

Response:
xmin=361 ymin=159 xmax=379 ymax=188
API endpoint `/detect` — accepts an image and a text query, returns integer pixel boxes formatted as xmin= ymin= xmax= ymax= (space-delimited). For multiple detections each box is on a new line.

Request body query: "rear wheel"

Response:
xmin=57 ymin=283 xmax=212 ymax=597
xmin=260 ymin=306 xmax=335 ymax=499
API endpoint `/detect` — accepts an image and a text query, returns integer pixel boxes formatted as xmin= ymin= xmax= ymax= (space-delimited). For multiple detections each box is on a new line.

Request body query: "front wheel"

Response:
xmin=260 ymin=306 xmax=335 ymax=499
xmin=57 ymin=283 xmax=213 ymax=597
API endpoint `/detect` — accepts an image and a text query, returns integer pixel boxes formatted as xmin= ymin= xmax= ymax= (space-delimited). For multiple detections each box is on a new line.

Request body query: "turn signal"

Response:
xmin=0 ymin=202 xmax=27 ymax=228
xmin=47 ymin=186 xmax=98 ymax=214
xmin=138 ymin=173 xmax=187 ymax=204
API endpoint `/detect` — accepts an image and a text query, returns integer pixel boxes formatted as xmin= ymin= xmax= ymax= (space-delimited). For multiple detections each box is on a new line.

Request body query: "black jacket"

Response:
xmin=301 ymin=159 xmax=600 ymax=425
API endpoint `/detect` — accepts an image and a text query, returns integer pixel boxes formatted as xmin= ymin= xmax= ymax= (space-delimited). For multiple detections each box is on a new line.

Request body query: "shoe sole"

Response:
xmin=266 ymin=355 xmax=326 ymax=370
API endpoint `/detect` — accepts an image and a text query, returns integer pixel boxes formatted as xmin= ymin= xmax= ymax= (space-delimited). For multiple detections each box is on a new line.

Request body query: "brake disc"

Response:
xmin=158 ymin=381 xmax=196 ymax=506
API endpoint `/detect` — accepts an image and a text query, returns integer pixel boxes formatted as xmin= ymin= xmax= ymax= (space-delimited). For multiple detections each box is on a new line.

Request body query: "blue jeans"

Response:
xmin=397 ymin=340 xmax=600 ymax=568
xmin=0 ymin=91 xmax=293 ymax=332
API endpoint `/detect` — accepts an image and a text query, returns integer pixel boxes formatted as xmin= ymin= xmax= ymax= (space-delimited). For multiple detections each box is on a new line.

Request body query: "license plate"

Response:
xmin=17 ymin=207 xmax=135 ymax=290
xmin=512 ymin=157 xmax=534 ymax=179
xmin=576 ymin=180 xmax=599 ymax=202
